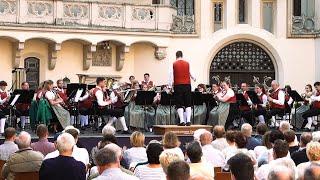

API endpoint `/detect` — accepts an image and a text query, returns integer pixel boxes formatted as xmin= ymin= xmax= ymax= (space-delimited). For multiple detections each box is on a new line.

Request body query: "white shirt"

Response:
xmin=257 ymin=92 xmax=268 ymax=108
xmin=134 ymin=165 xmax=166 ymax=180
xmin=168 ymin=58 xmax=196 ymax=87
xmin=271 ymin=88 xmax=285 ymax=105
xmin=44 ymin=145 xmax=89 ymax=166
xmin=201 ymin=144 xmax=225 ymax=167
xmin=296 ymin=161 xmax=320 ymax=179
xmin=95 ymin=86 xmax=110 ymax=107
xmin=109 ymin=91 xmax=118 ymax=104
xmin=310 ymin=92 xmax=320 ymax=102
xmin=123 ymin=147 xmax=148 ymax=168
xmin=218 ymin=89 xmax=235 ymax=103
xmin=256 ymin=157 xmax=296 ymax=180
xmin=0 ymin=89 xmax=8 ymax=105
xmin=211 ymin=138 xmax=229 ymax=151
xmin=45 ymin=91 xmax=55 ymax=100
xmin=163 ymin=147 xmax=185 ymax=160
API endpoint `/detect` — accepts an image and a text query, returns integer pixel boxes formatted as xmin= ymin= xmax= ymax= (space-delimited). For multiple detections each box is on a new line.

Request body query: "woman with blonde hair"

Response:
xmin=162 ymin=132 xmax=184 ymax=160
xmin=123 ymin=131 xmax=148 ymax=169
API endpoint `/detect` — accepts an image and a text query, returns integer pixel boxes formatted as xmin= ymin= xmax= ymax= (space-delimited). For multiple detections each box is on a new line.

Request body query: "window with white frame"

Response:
xmin=262 ymin=1 xmax=275 ymax=33
xmin=213 ymin=1 xmax=224 ymax=31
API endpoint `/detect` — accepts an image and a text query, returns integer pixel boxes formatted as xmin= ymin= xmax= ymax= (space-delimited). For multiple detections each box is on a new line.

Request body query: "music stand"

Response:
xmin=202 ymin=93 xmax=217 ymax=124
xmin=88 ymin=85 xmax=96 ymax=90
xmin=288 ymin=90 xmax=304 ymax=128
xmin=159 ymin=92 xmax=175 ymax=124
xmin=8 ymin=90 xmax=35 ymax=128
xmin=67 ymin=83 xmax=87 ymax=127
xmin=191 ymin=92 xmax=203 ymax=124
xmin=247 ymin=91 xmax=262 ymax=105
xmin=135 ymin=91 xmax=156 ymax=130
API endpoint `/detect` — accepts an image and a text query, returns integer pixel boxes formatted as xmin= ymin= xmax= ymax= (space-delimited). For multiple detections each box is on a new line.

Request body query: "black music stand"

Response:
xmin=191 ymin=92 xmax=204 ymax=124
xmin=202 ymin=93 xmax=217 ymax=124
xmin=235 ymin=93 xmax=249 ymax=127
xmin=67 ymin=83 xmax=87 ymax=127
xmin=8 ymin=90 xmax=35 ymax=128
xmin=288 ymin=90 xmax=304 ymax=128
xmin=247 ymin=91 xmax=262 ymax=124
xmin=135 ymin=91 xmax=156 ymax=131
xmin=159 ymin=92 xmax=175 ymax=124
xmin=88 ymin=85 xmax=96 ymax=90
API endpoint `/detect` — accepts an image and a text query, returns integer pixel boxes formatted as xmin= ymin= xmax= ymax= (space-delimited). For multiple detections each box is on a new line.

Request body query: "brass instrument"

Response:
xmin=106 ymin=78 xmax=115 ymax=90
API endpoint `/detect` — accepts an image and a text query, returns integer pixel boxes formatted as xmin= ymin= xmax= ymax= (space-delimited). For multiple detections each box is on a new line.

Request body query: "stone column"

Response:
xmin=116 ymin=45 xmax=130 ymax=71
xmin=83 ymin=44 xmax=96 ymax=70
xmin=48 ymin=43 xmax=61 ymax=70
xmin=12 ymin=41 xmax=24 ymax=68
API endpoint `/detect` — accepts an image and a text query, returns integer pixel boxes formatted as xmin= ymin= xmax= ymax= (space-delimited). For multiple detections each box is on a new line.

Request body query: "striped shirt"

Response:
xmin=134 ymin=165 xmax=166 ymax=180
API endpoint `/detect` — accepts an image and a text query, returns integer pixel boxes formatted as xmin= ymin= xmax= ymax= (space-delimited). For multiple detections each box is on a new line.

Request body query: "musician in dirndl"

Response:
xmin=0 ymin=81 xmax=10 ymax=134
xmin=207 ymin=82 xmax=222 ymax=126
xmin=214 ymin=81 xmax=237 ymax=129
xmin=153 ymin=85 xmax=176 ymax=125
xmin=291 ymin=84 xmax=313 ymax=129
xmin=301 ymin=82 xmax=320 ymax=131
xmin=193 ymin=84 xmax=207 ymax=125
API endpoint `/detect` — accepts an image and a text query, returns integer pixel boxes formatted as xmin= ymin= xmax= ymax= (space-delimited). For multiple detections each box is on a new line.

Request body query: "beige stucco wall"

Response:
xmin=0 ymin=39 xmax=13 ymax=88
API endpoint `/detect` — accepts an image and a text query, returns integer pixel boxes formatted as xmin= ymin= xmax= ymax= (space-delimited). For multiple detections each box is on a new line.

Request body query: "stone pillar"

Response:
xmin=250 ymin=0 xmax=261 ymax=28
xmin=226 ymin=0 xmax=236 ymax=28
xmin=48 ymin=43 xmax=61 ymax=70
xmin=116 ymin=45 xmax=130 ymax=71
xmin=12 ymin=41 xmax=24 ymax=68
xmin=83 ymin=44 xmax=96 ymax=70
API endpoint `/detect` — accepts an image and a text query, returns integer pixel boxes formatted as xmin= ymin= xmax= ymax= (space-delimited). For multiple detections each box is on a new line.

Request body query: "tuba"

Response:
xmin=106 ymin=78 xmax=115 ymax=90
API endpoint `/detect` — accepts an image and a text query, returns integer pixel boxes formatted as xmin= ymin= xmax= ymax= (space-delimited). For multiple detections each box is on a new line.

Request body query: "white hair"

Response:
xmin=271 ymin=80 xmax=279 ymax=86
xmin=102 ymin=125 xmax=116 ymax=136
xmin=16 ymin=131 xmax=31 ymax=149
xmin=63 ymin=125 xmax=80 ymax=134
xmin=57 ymin=133 xmax=76 ymax=153
xmin=267 ymin=165 xmax=294 ymax=180
xmin=312 ymin=131 xmax=320 ymax=142
xmin=279 ymin=121 xmax=290 ymax=132
xmin=241 ymin=123 xmax=252 ymax=137
xmin=193 ymin=129 xmax=208 ymax=141
xmin=104 ymin=143 xmax=122 ymax=159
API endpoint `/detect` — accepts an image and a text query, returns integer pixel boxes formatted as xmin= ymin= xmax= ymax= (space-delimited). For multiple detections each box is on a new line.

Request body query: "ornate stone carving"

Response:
xmin=63 ymin=3 xmax=89 ymax=18
xmin=292 ymin=15 xmax=320 ymax=35
xmin=12 ymin=42 xmax=24 ymax=68
xmin=98 ymin=6 xmax=122 ymax=20
xmin=154 ymin=47 xmax=167 ymax=60
xmin=132 ymin=7 xmax=155 ymax=21
xmin=48 ymin=43 xmax=61 ymax=70
xmin=27 ymin=1 xmax=53 ymax=17
xmin=83 ymin=45 xmax=96 ymax=70
xmin=0 ymin=0 xmax=16 ymax=15
xmin=171 ymin=15 xmax=195 ymax=33
xmin=116 ymin=45 xmax=129 ymax=71
xmin=93 ymin=43 xmax=112 ymax=66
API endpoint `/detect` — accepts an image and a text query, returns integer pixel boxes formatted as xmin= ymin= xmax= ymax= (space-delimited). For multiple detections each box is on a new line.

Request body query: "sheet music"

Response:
xmin=74 ymin=89 xmax=84 ymax=103
xmin=10 ymin=94 xmax=20 ymax=106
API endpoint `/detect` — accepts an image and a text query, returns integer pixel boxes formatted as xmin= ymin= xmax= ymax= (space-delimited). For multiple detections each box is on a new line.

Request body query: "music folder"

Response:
xmin=67 ymin=83 xmax=87 ymax=98
xmin=135 ymin=91 xmax=156 ymax=106
xmin=247 ymin=91 xmax=262 ymax=105
xmin=288 ymin=90 xmax=304 ymax=102
xmin=202 ymin=93 xmax=217 ymax=107
xmin=192 ymin=91 xmax=204 ymax=106
xmin=8 ymin=89 xmax=35 ymax=106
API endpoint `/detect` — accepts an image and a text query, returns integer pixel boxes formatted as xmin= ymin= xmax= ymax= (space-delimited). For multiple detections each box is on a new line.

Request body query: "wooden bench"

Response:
xmin=215 ymin=172 xmax=232 ymax=180
xmin=214 ymin=167 xmax=222 ymax=177
xmin=0 ymin=160 xmax=5 ymax=180
xmin=15 ymin=172 xmax=39 ymax=180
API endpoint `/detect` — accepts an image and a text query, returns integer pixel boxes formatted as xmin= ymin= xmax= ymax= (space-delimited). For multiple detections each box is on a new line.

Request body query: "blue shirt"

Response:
xmin=246 ymin=137 xmax=261 ymax=150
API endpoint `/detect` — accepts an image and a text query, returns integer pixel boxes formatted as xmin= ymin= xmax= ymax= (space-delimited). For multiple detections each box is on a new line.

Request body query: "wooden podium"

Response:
xmin=153 ymin=125 xmax=213 ymax=135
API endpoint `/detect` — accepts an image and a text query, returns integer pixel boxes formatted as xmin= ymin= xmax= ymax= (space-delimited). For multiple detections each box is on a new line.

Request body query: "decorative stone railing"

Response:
xmin=0 ymin=0 xmax=189 ymax=33
xmin=291 ymin=15 xmax=320 ymax=36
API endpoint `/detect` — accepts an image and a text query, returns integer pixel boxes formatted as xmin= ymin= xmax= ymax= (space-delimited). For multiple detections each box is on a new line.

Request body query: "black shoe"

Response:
xmin=122 ymin=130 xmax=131 ymax=134
xmin=178 ymin=122 xmax=185 ymax=126
xmin=186 ymin=122 xmax=191 ymax=126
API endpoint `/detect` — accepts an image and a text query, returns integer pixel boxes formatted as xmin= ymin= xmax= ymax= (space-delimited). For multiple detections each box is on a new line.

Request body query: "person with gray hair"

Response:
xmin=279 ymin=121 xmax=290 ymax=133
xmin=312 ymin=131 xmax=320 ymax=142
xmin=39 ymin=133 xmax=86 ymax=180
xmin=102 ymin=125 xmax=116 ymax=136
xmin=241 ymin=123 xmax=261 ymax=150
xmin=93 ymin=148 xmax=138 ymax=180
xmin=267 ymin=165 xmax=295 ymax=180
xmin=266 ymin=80 xmax=286 ymax=127
xmin=2 ymin=131 xmax=44 ymax=180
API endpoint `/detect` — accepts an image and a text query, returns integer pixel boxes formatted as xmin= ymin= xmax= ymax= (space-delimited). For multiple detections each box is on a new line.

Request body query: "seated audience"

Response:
xmin=2 ymin=131 xmax=43 ymax=180
xmin=304 ymin=163 xmax=320 ymax=180
xmin=255 ymin=131 xmax=272 ymax=167
xmin=166 ymin=161 xmax=190 ymax=180
xmin=312 ymin=131 xmax=320 ymax=142
xmin=91 ymin=134 xmax=118 ymax=165
xmin=297 ymin=141 xmax=320 ymax=179
xmin=256 ymin=139 xmax=296 ymax=180
xmin=186 ymin=141 xmax=214 ymax=179
xmin=211 ymin=125 xmax=228 ymax=151
xmin=162 ymin=132 xmax=184 ymax=160
xmin=31 ymin=124 xmax=55 ymax=156
xmin=39 ymin=133 xmax=86 ymax=180
xmin=284 ymin=130 xmax=299 ymax=154
xmin=159 ymin=149 xmax=184 ymax=174
xmin=222 ymin=130 xmax=237 ymax=158
xmin=291 ymin=132 xmax=312 ymax=166
xmin=102 ymin=125 xmax=116 ymax=136
xmin=199 ymin=131 xmax=225 ymax=167
xmin=227 ymin=153 xmax=254 ymax=180
xmin=279 ymin=121 xmax=291 ymax=133
xmin=123 ymin=131 xmax=148 ymax=169
xmin=241 ymin=123 xmax=261 ymax=150
xmin=267 ymin=165 xmax=295 ymax=180
xmin=45 ymin=126 xmax=89 ymax=167
xmin=255 ymin=123 xmax=268 ymax=144
xmin=0 ymin=127 xmax=18 ymax=161
xmin=134 ymin=142 xmax=165 ymax=180
xmin=93 ymin=147 xmax=138 ymax=180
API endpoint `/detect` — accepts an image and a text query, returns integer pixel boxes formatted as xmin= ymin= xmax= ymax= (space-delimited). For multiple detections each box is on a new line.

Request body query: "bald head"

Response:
xmin=16 ymin=131 xmax=31 ymax=149
xmin=241 ymin=123 xmax=253 ymax=137
xmin=304 ymin=163 xmax=320 ymax=180
xmin=200 ymin=131 xmax=213 ymax=146
xmin=300 ymin=132 xmax=312 ymax=147
xmin=267 ymin=166 xmax=294 ymax=180
xmin=271 ymin=80 xmax=280 ymax=90
xmin=213 ymin=125 xmax=225 ymax=138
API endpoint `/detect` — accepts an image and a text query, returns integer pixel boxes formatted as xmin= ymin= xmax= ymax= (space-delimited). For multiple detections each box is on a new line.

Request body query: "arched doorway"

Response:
xmin=209 ymin=41 xmax=275 ymax=88
xmin=24 ymin=57 xmax=40 ymax=90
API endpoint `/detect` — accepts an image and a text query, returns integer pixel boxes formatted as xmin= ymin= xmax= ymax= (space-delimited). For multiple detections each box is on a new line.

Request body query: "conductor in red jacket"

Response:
xmin=169 ymin=51 xmax=196 ymax=126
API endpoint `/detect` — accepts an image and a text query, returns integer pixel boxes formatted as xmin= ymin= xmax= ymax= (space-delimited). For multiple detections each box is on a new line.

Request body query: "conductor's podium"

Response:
xmin=153 ymin=125 xmax=213 ymax=135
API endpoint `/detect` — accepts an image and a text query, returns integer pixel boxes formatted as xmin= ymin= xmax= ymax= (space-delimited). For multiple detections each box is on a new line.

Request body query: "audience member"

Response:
xmin=123 ymin=131 xmax=148 ymax=169
xmin=304 ymin=163 xmax=320 ymax=180
xmin=162 ymin=132 xmax=184 ymax=159
xmin=134 ymin=142 xmax=165 ymax=180
xmin=227 ymin=153 xmax=254 ymax=180
xmin=211 ymin=125 xmax=228 ymax=151
xmin=166 ymin=161 xmax=190 ymax=180
xmin=222 ymin=130 xmax=237 ymax=159
xmin=255 ymin=123 xmax=268 ymax=144
xmin=241 ymin=123 xmax=261 ymax=150
xmin=297 ymin=141 xmax=320 ymax=179
xmin=284 ymin=130 xmax=299 ymax=154
xmin=93 ymin=147 xmax=138 ymax=180
xmin=102 ymin=125 xmax=116 ymax=136
xmin=186 ymin=141 xmax=214 ymax=179
xmin=39 ymin=133 xmax=86 ymax=180
xmin=199 ymin=131 xmax=225 ymax=167
xmin=91 ymin=134 xmax=118 ymax=165
xmin=2 ymin=131 xmax=43 ymax=180
xmin=31 ymin=124 xmax=55 ymax=156
xmin=0 ymin=127 xmax=18 ymax=161
xmin=267 ymin=165 xmax=295 ymax=180
xmin=279 ymin=121 xmax=291 ymax=133
xmin=159 ymin=149 xmax=184 ymax=174
xmin=312 ymin=131 xmax=320 ymax=142
xmin=291 ymin=132 xmax=312 ymax=166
